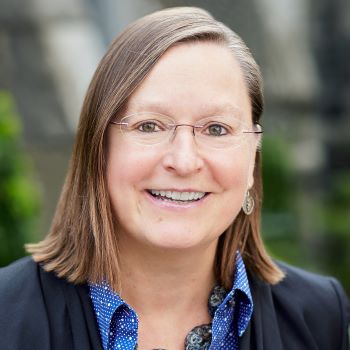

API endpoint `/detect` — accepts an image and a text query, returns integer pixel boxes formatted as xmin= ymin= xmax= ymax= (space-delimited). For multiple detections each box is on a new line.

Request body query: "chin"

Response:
xmin=143 ymin=230 xmax=214 ymax=251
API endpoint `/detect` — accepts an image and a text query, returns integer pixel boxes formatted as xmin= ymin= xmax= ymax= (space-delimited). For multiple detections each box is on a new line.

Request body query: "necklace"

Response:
xmin=136 ymin=285 xmax=229 ymax=350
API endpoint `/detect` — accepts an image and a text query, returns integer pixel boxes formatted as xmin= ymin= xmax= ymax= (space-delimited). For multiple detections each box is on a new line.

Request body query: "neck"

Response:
xmin=117 ymin=239 xmax=218 ymax=317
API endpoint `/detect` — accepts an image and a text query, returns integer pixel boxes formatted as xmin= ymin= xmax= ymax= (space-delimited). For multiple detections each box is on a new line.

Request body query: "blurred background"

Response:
xmin=0 ymin=0 xmax=349 ymax=295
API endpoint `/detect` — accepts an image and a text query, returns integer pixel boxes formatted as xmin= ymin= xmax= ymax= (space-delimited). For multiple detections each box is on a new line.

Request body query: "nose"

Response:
xmin=162 ymin=125 xmax=204 ymax=176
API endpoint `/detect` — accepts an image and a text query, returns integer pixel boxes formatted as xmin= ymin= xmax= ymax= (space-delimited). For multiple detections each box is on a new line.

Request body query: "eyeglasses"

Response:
xmin=110 ymin=112 xmax=263 ymax=149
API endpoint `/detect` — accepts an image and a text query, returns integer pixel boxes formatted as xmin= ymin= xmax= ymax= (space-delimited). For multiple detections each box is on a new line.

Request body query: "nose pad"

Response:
xmin=163 ymin=125 xmax=203 ymax=175
xmin=170 ymin=124 xmax=196 ymax=142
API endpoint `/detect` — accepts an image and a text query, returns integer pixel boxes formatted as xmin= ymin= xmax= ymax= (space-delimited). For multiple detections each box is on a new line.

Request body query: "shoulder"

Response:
xmin=273 ymin=261 xmax=349 ymax=310
xmin=0 ymin=257 xmax=74 ymax=349
xmin=0 ymin=257 xmax=100 ymax=350
xmin=0 ymin=257 xmax=49 ymax=349
xmin=0 ymin=256 xmax=55 ymax=315
xmin=246 ymin=262 xmax=349 ymax=349
xmin=269 ymin=261 xmax=350 ymax=348
xmin=0 ymin=255 xmax=39 ymax=276
xmin=0 ymin=256 xmax=41 ymax=299
xmin=0 ymin=256 xmax=82 ymax=307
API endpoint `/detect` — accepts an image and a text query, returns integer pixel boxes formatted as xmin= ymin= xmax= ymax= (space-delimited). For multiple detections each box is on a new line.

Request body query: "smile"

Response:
xmin=147 ymin=190 xmax=207 ymax=202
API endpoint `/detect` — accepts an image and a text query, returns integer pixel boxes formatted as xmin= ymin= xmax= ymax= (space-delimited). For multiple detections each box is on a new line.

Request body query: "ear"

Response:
xmin=247 ymin=140 xmax=260 ymax=190
xmin=247 ymin=125 xmax=262 ymax=189
xmin=255 ymin=124 xmax=263 ymax=151
xmin=248 ymin=170 xmax=254 ymax=190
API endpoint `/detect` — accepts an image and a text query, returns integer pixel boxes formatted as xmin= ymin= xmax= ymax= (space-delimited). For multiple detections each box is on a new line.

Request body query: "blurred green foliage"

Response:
xmin=262 ymin=136 xmax=305 ymax=263
xmin=262 ymin=135 xmax=350 ymax=295
xmin=314 ymin=171 xmax=350 ymax=292
xmin=0 ymin=91 xmax=41 ymax=266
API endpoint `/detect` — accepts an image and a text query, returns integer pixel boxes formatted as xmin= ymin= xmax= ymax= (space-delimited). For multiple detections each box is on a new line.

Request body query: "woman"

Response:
xmin=0 ymin=6 xmax=349 ymax=350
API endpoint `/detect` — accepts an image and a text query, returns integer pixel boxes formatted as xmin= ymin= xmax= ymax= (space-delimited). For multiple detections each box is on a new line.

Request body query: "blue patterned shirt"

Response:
xmin=89 ymin=253 xmax=253 ymax=349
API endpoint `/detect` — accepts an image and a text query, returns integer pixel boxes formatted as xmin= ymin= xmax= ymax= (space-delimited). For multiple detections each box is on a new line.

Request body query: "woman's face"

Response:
xmin=106 ymin=42 xmax=259 ymax=252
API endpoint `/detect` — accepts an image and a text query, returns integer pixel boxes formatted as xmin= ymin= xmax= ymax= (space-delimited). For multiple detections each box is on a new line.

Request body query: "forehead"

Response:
xmin=126 ymin=41 xmax=252 ymax=122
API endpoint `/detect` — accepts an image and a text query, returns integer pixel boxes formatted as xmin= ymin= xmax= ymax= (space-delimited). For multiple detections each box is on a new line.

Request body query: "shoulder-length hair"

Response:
xmin=26 ymin=7 xmax=284 ymax=291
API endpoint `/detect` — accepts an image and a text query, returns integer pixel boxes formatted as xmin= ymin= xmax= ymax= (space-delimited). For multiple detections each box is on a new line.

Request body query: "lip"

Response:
xmin=144 ymin=189 xmax=210 ymax=210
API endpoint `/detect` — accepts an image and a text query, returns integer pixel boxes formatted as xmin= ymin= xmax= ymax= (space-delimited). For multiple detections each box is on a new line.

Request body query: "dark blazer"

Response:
xmin=0 ymin=257 xmax=349 ymax=350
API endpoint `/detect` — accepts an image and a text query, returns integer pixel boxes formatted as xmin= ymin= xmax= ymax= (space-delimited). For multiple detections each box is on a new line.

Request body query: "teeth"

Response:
xmin=150 ymin=190 xmax=206 ymax=201
xmin=173 ymin=192 xmax=180 ymax=200
xmin=180 ymin=192 xmax=188 ymax=201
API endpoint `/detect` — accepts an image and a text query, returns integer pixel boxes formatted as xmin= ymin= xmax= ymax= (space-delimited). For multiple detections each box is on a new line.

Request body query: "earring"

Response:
xmin=242 ymin=190 xmax=254 ymax=215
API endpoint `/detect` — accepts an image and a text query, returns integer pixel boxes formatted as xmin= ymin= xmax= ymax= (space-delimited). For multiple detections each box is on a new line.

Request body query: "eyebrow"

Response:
xmin=126 ymin=100 xmax=244 ymax=118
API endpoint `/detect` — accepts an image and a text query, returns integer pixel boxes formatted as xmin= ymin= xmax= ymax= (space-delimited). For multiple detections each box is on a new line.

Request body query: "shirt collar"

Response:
xmin=89 ymin=280 xmax=126 ymax=349
xmin=231 ymin=252 xmax=253 ymax=336
xmin=89 ymin=251 xmax=253 ymax=345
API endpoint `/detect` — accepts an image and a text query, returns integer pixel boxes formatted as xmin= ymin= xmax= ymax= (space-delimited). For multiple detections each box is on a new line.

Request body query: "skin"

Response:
xmin=106 ymin=42 xmax=259 ymax=349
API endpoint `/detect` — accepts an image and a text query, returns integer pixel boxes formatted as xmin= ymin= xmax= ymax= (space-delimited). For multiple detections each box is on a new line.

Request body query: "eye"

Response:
xmin=204 ymin=123 xmax=229 ymax=136
xmin=135 ymin=120 xmax=164 ymax=133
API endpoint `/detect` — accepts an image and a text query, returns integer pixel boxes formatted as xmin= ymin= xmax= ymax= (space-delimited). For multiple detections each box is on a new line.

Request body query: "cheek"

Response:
xmin=106 ymin=144 xmax=148 ymax=224
xmin=107 ymin=154 xmax=141 ymax=187
xmin=106 ymin=138 xmax=160 ymax=194
xmin=209 ymin=152 xmax=255 ymax=230
xmin=211 ymin=149 xmax=255 ymax=192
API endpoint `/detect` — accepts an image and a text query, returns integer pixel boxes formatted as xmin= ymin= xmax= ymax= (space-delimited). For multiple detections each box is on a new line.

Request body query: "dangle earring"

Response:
xmin=242 ymin=190 xmax=254 ymax=215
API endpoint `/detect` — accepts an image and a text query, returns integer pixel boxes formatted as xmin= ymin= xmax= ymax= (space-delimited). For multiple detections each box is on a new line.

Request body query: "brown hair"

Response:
xmin=26 ymin=7 xmax=284 ymax=290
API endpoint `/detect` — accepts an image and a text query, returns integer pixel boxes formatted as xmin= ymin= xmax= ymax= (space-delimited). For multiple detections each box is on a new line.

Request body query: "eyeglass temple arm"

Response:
xmin=243 ymin=123 xmax=263 ymax=134
xmin=110 ymin=121 xmax=127 ymax=126
xmin=243 ymin=130 xmax=264 ymax=134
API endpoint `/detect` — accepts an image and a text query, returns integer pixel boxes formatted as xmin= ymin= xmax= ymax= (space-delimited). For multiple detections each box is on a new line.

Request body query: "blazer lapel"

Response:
xmin=40 ymin=266 xmax=103 ymax=350
xmin=74 ymin=284 xmax=104 ymax=350
xmin=239 ymin=274 xmax=284 ymax=350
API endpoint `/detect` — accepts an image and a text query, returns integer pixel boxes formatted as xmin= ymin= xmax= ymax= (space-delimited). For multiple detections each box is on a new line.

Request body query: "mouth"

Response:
xmin=147 ymin=189 xmax=209 ymax=203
